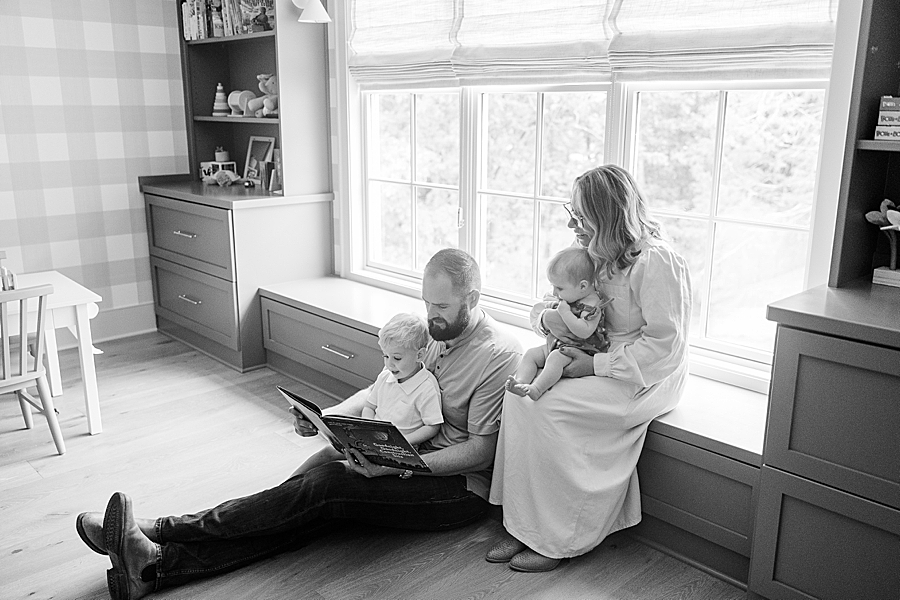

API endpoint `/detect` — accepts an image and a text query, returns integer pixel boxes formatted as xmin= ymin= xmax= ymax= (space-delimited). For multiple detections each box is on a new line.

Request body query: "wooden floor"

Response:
xmin=0 ymin=332 xmax=746 ymax=600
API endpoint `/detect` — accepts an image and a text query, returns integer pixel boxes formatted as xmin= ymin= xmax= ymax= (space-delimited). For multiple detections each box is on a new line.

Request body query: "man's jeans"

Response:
xmin=152 ymin=462 xmax=489 ymax=589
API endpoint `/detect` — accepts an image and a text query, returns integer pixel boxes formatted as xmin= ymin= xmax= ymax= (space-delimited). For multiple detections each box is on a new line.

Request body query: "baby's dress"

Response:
xmin=548 ymin=297 xmax=612 ymax=356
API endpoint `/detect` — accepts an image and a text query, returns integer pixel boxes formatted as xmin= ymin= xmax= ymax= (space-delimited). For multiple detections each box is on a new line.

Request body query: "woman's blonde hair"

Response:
xmin=572 ymin=164 xmax=662 ymax=280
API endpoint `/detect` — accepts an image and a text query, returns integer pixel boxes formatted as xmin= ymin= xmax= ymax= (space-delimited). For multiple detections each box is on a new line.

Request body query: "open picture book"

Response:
xmin=277 ymin=386 xmax=432 ymax=473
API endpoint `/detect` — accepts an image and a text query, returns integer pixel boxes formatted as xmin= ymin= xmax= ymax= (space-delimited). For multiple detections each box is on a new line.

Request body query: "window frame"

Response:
xmin=337 ymin=72 xmax=833 ymax=393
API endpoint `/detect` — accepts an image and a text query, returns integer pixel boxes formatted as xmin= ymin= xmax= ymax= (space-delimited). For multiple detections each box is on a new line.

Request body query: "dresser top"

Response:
xmin=767 ymin=279 xmax=900 ymax=348
xmin=139 ymin=176 xmax=332 ymax=210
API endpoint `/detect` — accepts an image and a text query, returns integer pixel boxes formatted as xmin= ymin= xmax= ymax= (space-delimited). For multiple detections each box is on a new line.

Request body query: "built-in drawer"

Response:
xmin=261 ymin=297 xmax=382 ymax=389
xmin=638 ymin=431 xmax=759 ymax=557
xmin=146 ymin=194 xmax=234 ymax=280
xmin=151 ymin=257 xmax=239 ymax=350
xmin=766 ymin=326 xmax=900 ymax=511
xmin=749 ymin=466 xmax=900 ymax=600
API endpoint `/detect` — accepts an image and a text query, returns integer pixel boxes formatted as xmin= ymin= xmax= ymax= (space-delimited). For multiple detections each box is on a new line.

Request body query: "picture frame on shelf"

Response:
xmin=243 ymin=136 xmax=276 ymax=185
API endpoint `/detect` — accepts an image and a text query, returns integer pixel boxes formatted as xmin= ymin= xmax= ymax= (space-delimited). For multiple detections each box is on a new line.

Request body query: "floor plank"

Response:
xmin=0 ymin=332 xmax=745 ymax=600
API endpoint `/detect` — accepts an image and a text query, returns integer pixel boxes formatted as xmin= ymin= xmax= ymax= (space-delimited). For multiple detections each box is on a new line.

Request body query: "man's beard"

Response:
xmin=428 ymin=304 xmax=471 ymax=342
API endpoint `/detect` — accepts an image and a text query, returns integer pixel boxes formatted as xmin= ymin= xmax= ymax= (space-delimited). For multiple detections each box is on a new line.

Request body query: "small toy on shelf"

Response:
xmin=203 ymin=169 xmax=242 ymax=187
xmin=865 ymin=198 xmax=900 ymax=287
xmin=246 ymin=73 xmax=278 ymax=118
xmin=200 ymin=160 xmax=238 ymax=179
xmin=212 ymin=83 xmax=229 ymax=116
xmin=227 ymin=89 xmax=257 ymax=117
xmin=215 ymin=146 xmax=230 ymax=161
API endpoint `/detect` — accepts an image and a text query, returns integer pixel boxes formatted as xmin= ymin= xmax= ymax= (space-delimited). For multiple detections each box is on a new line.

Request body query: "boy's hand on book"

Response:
xmin=344 ymin=448 xmax=400 ymax=479
xmin=290 ymin=407 xmax=318 ymax=437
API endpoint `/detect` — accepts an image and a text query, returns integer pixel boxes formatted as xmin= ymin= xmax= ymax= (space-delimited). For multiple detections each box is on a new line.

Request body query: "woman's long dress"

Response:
xmin=489 ymin=240 xmax=693 ymax=559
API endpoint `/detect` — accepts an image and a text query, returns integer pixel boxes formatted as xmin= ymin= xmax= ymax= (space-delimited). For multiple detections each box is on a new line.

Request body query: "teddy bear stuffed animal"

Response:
xmin=245 ymin=73 xmax=278 ymax=118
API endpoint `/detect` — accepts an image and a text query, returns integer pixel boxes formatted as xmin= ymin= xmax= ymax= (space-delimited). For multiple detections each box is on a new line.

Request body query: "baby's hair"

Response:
xmin=547 ymin=246 xmax=596 ymax=286
xmin=378 ymin=313 xmax=431 ymax=351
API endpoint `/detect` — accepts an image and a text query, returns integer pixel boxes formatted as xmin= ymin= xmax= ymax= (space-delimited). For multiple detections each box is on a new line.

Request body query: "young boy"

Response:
xmin=291 ymin=312 xmax=443 ymax=475
xmin=505 ymin=246 xmax=610 ymax=400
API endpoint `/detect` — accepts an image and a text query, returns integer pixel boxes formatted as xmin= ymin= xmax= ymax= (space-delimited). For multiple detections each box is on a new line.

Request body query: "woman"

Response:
xmin=487 ymin=164 xmax=693 ymax=572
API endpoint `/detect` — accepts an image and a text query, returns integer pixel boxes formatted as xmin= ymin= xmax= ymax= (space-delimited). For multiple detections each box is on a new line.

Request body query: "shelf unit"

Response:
xmin=829 ymin=0 xmax=900 ymax=286
xmin=177 ymin=27 xmax=280 ymax=183
xmin=139 ymin=2 xmax=334 ymax=371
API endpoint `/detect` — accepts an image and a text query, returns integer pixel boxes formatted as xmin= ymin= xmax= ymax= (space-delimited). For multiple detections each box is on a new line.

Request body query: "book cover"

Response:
xmin=240 ymin=0 xmax=275 ymax=33
xmin=278 ymin=386 xmax=432 ymax=473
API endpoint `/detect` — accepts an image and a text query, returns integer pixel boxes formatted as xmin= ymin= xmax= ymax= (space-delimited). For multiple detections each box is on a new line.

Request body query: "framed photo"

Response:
xmin=243 ymin=136 xmax=276 ymax=185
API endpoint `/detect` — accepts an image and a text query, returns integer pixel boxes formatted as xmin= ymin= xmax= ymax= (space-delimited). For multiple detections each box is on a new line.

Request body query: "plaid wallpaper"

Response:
xmin=0 ymin=0 xmax=187 ymax=332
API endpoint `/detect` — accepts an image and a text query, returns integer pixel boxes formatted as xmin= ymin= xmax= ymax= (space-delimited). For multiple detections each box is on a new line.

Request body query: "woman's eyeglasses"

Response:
xmin=563 ymin=203 xmax=585 ymax=228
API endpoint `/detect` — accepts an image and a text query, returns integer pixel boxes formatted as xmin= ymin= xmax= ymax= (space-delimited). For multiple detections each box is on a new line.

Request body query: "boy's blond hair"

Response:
xmin=547 ymin=246 xmax=595 ymax=286
xmin=378 ymin=313 xmax=431 ymax=351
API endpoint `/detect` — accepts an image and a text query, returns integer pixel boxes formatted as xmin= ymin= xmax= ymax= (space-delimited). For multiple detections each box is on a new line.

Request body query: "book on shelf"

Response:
xmin=872 ymin=266 xmax=900 ymax=288
xmin=277 ymin=386 xmax=432 ymax=473
xmin=183 ymin=0 xmax=271 ymax=40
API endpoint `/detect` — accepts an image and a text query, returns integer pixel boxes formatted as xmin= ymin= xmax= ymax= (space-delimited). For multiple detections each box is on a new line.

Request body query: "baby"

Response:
xmin=506 ymin=246 xmax=610 ymax=400
xmin=291 ymin=312 xmax=443 ymax=475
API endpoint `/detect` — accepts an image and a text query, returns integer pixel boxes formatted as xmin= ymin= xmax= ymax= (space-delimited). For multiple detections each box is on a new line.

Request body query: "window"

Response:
xmin=363 ymin=87 xmax=609 ymax=304
xmin=627 ymin=83 xmax=826 ymax=366
xmin=357 ymin=80 xmax=827 ymax=387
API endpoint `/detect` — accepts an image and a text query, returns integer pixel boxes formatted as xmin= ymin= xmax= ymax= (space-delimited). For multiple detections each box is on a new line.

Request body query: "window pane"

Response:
xmin=369 ymin=93 xmax=410 ymax=181
xmin=658 ymin=216 xmax=707 ymax=338
xmin=484 ymin=93 xmax=536 ymax=195
xmin=718 ymin=90 xmax=825 ymax=227
xmin=416 ymin=186 xmax=459 ymax=269
xmin=541 ymin=92 xmax=607 ymax=198
xmin=634 ymin=91 xmax=718 ymax=214
xmin=537 ymin=202 xmax=577 ymax=297
xmin=481 ymin=194 xmax=534 ymax=297
xmin=367 ymin=181 xmax=411 ymax=269
xmin=707 ymin=223 xmax=808 ymax=352
xmin=415 ymin=93 xmax=459 ymax=185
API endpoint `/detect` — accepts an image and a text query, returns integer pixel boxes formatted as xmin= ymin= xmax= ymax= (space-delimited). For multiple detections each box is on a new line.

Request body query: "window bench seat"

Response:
xmin=258 ymin=276 xmax=767 ymax=588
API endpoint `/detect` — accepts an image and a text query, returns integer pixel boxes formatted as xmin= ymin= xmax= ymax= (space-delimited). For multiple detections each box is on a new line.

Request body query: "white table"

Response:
xmin=13 ymin=271 xmax=103 ymax=434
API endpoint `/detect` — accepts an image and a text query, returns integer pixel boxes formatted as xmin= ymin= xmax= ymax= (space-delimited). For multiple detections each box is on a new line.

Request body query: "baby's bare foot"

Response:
xmin=505 ymin=376 xmax=529 ymax=397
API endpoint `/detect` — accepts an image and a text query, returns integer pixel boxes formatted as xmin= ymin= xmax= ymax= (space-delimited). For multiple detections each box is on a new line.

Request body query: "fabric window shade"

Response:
xmin=348 ymin=1 xmax=459 ymax=87
xmin=609 ymin=0 xmax=839 ymax=80
xmin=346 ymin=0 xmax=839 ymax=88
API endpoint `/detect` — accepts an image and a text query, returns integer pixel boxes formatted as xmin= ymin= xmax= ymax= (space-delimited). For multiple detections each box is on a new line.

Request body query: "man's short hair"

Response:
xmin=547 ymin=246 xmax=596 ymax=285
xmin=424 ymin=248 xmax=481 ymax=296
xmin=378 ymin=313 xmax=430 ymax=351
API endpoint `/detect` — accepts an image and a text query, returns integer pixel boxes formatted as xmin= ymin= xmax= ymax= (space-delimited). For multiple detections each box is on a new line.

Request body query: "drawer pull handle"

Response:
xmin=321 ymin=345 xmax=354 ymax=360
xmin=173 ymin=230 xmax=198 ymax=239
xmin=178 ymin=294 xmax=202 ymax=306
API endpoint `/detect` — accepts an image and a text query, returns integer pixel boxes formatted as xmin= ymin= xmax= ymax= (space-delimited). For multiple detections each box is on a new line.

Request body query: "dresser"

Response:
xmin=141 ymin=175 xmax=332 ymax=371
xmin=747 ymin=281 xmax=900 ymax=600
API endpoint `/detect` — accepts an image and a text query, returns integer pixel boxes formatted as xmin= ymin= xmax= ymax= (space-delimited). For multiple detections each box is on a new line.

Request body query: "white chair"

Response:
xmin=1 ymin=284 xmax=65 ymax=455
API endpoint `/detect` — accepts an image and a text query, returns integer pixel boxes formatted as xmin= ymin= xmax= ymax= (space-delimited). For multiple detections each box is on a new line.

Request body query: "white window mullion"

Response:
xmin=533 ymin=92 xmax=545 ymax=298
xmin=458 ymin=88 xmax=479 ymax=253
xmin=409 ymin=93 xmax=418 ymax=268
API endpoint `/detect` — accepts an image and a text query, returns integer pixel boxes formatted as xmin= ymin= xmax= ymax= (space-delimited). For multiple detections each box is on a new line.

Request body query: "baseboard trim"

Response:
xmin=52 ymin=302 xmax=157 ymax=349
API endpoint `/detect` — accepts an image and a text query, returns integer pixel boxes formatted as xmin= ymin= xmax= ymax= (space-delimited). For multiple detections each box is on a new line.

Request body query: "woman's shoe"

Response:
xmin=485 ymin=533 xmax=527 ymax=563
xmin=509 ymin=548 xmax=561 ymax=572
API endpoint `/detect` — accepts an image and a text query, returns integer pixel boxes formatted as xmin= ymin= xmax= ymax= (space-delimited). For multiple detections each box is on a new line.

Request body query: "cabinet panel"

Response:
xmin=750 ymin=466 xmax=900 ymax=600
xmin=767 ymin=326 xmax=900 ymax=510
xmin=147 ymin=194 xmax=234 ymax=280
xmin=638 ymin=432 xmax=758 ymax=557
xmin=152 ymin=257 xmax=239 ymax=351
xmin=261 ymin=298 xmax=383 ymax=387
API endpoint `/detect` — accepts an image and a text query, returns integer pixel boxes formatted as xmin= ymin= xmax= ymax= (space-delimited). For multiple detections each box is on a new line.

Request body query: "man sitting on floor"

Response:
xmin=75 ymin=248 xmax=522 ymax=600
